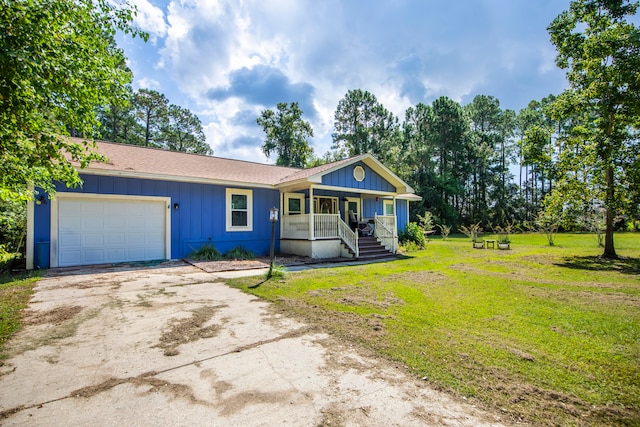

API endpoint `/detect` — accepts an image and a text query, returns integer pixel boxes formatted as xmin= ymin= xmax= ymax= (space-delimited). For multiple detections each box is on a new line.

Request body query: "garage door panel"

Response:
xmin=105 ymin=215 xmax=126 ymax=228
xmin=146 ymin=248 xmax=165 ymax=259
xmin=106 ymin=248 xmax=126 ymax=262
xmin=84 ymin=202 xmax=104 ymax=216
xmin=59 ymin=215 xmax=81 ymax=229
xmin=59 ymin=200 xmax=82 ymax=216
xmin=58 ymin=197 xmax=167 ymax=267
xmin=127 ymin=247 xmax=147 ymax=259
xmin=83 ymin=248 xmax=105 ymax=264
xmin=59 ymin=250 xmax=82 ymax=266
xmin=106 ymin=233 xmax=126 ymax=246
xmin=83 ymin=233 xmax=105 ymax=246
xmin=84 ymin=219 xmax=105 ymax=231
xmin=59 ymin=232 xmax=81 ymax=247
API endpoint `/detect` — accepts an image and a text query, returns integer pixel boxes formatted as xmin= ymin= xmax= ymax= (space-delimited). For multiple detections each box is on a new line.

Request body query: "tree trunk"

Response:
xmin=603 ymin=164 xmax=617 ymax=258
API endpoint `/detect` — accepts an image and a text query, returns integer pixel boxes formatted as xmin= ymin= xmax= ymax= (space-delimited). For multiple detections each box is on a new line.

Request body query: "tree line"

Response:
xmin=95 ymin=87 xmax=211 ymax=155
xmin=258 ymin=93 xmax=551 ymax=230
xmin=257 ymin=1 xmax=640 ymax=259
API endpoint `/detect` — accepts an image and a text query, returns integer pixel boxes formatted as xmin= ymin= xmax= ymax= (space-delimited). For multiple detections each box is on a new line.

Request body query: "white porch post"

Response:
xmin=309 ymin=186 xmax=315 ymax=240
xmin=393 ymin=195 xmax=398 ymax=252
xmin=279 ymin=191 xmax=284 ymax=237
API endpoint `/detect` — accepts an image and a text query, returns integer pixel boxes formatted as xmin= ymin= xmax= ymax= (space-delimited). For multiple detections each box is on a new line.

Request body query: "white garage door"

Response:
xmin=57 ymin=197 xmax=168 ymax=267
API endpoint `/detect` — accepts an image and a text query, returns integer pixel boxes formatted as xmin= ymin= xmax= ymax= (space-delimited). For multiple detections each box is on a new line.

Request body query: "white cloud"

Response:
xmin=124 ymin=0 xmax=569 ymax=162
xmin=130 ymin=0 xmax=167 ymax=42
xmin=137 ymin=77 xmax=161 ymax=90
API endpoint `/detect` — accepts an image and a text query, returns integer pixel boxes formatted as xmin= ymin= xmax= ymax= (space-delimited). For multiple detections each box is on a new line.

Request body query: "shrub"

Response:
xmin=223 ymin=246 xmax=255 ymax=260
xmin=459 ymin=222 xmax=482 ymax=240
xmin=436 ymin=224 xmax=451 ymax=240
xmin=189 ymin=244 xmax=222 ymax=261
xmin=0 ymin=200 xmax=26 ymax=254
xmin=399 ymin=222 xmax=426 ymax=249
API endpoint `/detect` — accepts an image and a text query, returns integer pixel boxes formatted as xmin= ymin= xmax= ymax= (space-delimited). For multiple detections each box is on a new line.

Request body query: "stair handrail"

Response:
xmin=337 ymin=217 xmax=358 ymax=257
xmin=374 ymin=215 xmax=397 ymax=253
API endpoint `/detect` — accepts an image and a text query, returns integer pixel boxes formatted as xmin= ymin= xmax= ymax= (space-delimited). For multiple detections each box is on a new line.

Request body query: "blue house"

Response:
xmin=27 ymin=140 xmax=420 ymax=269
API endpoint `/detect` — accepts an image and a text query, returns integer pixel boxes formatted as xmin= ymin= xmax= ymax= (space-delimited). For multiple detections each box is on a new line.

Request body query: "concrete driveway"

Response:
xmin=0 ymin=263 xmax=505 ymax=426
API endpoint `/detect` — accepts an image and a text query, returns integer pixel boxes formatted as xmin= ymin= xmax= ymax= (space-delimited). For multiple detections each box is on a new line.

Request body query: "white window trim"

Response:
xmin=284 ymin=193 xmax=305 ymax=215
xmin=344 ymin=197 xmax=361 ymax=223
xmin=226 ymin=188 xmax=253 ymax=232
xmin=383 ymin=199 xmax=395 ymax=216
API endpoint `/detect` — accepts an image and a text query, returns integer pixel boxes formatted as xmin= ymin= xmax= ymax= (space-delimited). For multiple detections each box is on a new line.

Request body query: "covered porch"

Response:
xmin=278 ymin=187 xmax=404 ymax=259
xmin=273 ymin=155 xmax=419 ymax=260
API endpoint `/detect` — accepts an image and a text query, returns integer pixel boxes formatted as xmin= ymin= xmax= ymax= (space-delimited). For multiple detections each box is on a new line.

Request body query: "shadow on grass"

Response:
xmin=555 ymin=255 xmax=640 ymax=275
xmin=248 ymin=278 xmax=269 ymax=289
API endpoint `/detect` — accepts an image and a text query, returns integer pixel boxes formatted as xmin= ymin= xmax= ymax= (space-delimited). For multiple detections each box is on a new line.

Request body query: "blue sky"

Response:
xmin=119 ymin=0 xmax=570 ymax=163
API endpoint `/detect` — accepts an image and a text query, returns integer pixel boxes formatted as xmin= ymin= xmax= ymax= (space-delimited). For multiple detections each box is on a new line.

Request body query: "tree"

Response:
xmin=548 ymin=0 xmax=640 ymax=258
xmin=0 ymin=0 xmax=146 ymax=201
xmin=161 ymin=104 xmax=211 ymax=155
xmin=332 ymin=89 xmax=400 ymax=164
xmin=133 ymin=88 xmax=168 ymax=147
xmin=401 ymin=98 xmax=470 ymax=226
xmin=465 ymin=95 xmax=504 ymax=225
xmin=256 ymin=102 xmax=314 ymax=168
xmin=97 ymin=85 xmax=144 ymax=145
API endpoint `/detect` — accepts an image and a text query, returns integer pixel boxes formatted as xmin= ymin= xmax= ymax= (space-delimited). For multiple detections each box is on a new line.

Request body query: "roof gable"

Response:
xmin=277 ymin=154 xmax=414 ymax=193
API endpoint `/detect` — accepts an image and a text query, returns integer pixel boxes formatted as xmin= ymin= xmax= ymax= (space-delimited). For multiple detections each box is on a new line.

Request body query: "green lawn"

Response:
xmin=229 ymin=233 xmax=640 ymax=426
xmin=0 ymin=270 xmax=42 ymax=360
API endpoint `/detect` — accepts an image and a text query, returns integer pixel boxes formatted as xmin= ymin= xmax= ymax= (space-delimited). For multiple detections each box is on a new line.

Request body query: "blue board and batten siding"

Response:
xmin=321 ymin=162 xmax=395 ymax=192
xmin=320 ymin=161 xmax=409 ymax=231
xmin=32 ymin=174 xmax=281 ymax=261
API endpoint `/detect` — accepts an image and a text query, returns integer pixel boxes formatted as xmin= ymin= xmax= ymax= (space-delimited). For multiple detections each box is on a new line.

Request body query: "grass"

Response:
xmin=227 ymin=233 xmax=640 ymax=426
xmin=0 ymin=270 xmax=43 ymax=359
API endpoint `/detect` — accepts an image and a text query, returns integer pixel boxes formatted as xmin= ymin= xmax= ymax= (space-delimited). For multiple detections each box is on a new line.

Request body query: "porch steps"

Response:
xmin=356 ymin=237 xmax=394 ymax=260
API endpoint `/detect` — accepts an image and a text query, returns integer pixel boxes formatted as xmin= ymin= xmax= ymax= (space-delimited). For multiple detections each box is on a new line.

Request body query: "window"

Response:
xmin=383 ymin=199 xmax=394 ymax=216
xmin=284 ymin=193 xmax=304 ymax=215
xmin=313 ymin=196 xmax=338 ymax=214
xmin=353 ymin=165 xmax=365 ymax=182
xmin=226 ymin=188 xmax=252 ymax=231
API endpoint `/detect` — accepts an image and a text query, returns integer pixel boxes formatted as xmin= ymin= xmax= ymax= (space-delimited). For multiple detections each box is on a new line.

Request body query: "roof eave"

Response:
xmin=78 ymin=168 xmax=278 ymax=189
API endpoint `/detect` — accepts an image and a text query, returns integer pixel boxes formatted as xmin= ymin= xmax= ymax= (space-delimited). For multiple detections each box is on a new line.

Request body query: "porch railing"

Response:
xmin=314 ymin=214 xmax=339 ymax=238
xmin=374 ymin=214 xmax=398 ymax=253
xmin=281 ymin=213 xmax=359 ymax=257
xmin=281 ymin=214 xmax=310 ymax=239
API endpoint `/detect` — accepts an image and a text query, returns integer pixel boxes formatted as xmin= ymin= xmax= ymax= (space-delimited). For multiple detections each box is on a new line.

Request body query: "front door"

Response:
xmin=344 ymin=197 xmax=361 ymax=225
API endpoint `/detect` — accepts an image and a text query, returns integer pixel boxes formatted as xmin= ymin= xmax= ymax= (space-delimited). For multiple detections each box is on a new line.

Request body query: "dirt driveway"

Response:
xmin=0 ymin=262 xmax=505 ymax=426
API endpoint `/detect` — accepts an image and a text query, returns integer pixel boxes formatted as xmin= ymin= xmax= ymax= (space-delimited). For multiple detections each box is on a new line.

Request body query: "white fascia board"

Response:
xmin=310 ymin=184 xmax=397 ymax=196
